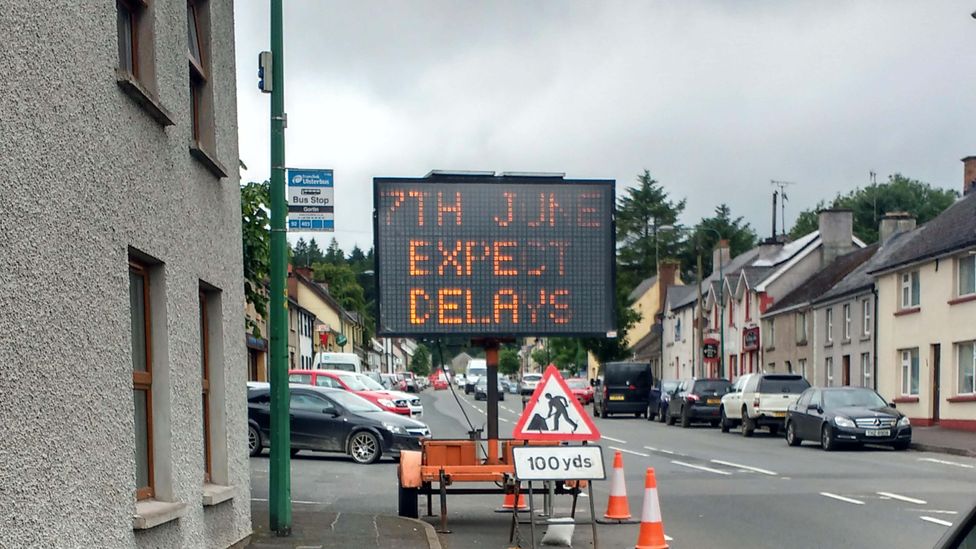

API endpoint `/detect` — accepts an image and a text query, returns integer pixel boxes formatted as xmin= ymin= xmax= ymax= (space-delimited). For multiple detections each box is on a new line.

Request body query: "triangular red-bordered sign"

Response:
xmin=512 ymin=365 xmax=601 ymax=441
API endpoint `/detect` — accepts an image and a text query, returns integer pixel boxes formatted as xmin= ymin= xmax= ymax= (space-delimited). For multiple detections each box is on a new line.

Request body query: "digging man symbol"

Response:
xmin=545 ymin=392 xmax=578 ymax=433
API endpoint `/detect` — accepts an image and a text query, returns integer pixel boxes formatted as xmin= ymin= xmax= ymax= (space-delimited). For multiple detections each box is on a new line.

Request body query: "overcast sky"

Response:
xmin=234 ymin=1 xmax=976 ymax=252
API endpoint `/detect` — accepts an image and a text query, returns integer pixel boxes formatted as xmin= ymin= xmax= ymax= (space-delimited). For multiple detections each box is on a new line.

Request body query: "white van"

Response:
xmin=464 ymin=359 xmax=487 ymax=395
xmin=314 ymin=352 xmax=362 ymax=373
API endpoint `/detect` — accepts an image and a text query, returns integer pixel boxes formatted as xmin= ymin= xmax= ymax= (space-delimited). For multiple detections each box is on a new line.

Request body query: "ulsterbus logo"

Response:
xmin=292 ymin=175 xmax=303 ymax=183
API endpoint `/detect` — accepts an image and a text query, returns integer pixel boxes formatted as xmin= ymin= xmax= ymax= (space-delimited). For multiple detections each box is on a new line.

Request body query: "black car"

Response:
xmin=474 ymin=377 xmax=505 ymax=401
xmin=247 ymin=385 xmax=431 ymax=464
xmin=647 ymin=379 xmax=681 ymax=422
xmin=593 ymin=361 xmax=653 ymax=418
xmin=785 ymin=387 xmax=911 ymax=451
xmin=667 ymin=378 xmax=732 ymax=428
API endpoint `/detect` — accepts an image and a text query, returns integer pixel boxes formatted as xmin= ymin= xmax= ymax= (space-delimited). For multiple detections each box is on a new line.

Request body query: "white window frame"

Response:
xmin=959 ymin=254 xmax=976 ymax=298
xmin=825 ymin=357 xmax=834 ymax=387
xmin=862 ymin=298 xmax=871 ymax=336
xmin=900 ymin=348 xmax=919 ymax=396
xmin=901 ymin=271 xmax=920 ymax=309
xmin=825 ymin=308 xmax=833 ymax=344
xmin=799 ymin=358 xmax=807 ymax=380
xmin=861 ymin=352 xmax=871 ymax=387
xmin=843 ymin=304 xmax=851 ymax=341
xmin=795 ymin=312 xmax=807 ymax=343
xmin=958 ymin=341 xmax=976 ymax=396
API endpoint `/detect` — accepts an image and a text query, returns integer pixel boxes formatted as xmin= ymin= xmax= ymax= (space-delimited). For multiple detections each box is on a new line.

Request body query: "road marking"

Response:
xmin=920 ymin=516 xmax=953 ymax=527
xmin=671 ymin=460 xmax=732 ymax=475
xmin=909 ymin=509 xmax=957 ymax=515
xmin=710 ymin=459 xmax=777 ymax=476
xmin=609 ymin=446 xmax=649 ymax=457
xmin=877 ymin=492 xmax=927 ymax=505
xmin=665 ymin=534 xmax=673 ymax=541
xmin=602 ymin=435 xmax=627 ymax=443
xmin=819 ymin=492 xmax=864 ymax=505
xmin=919 ymin=457 xmax=974 ymax=469
xmin=501 ymin=406 xmax=513 ymax=412
xmin=499 ymin=417 xmax=509 ymax=423
xmin=643 ymin=446 xmax=657 ymax=452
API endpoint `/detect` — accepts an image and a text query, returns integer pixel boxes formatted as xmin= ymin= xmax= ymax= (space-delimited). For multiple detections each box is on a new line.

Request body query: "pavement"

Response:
xmin=911 ymin=425 xmax=976 ymax=457
xmin=249 ymin=387 xmax=976 ymax=548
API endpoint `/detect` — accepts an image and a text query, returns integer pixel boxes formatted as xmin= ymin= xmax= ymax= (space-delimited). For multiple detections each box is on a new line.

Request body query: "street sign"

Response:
xmin=702 ymin=338 xmax=719 ymax=362
xmin=512 ymin=365 xmax=600 ymax=441
xmin=373 ymin=173 xmax=616 ymax=337
xmin=513 ymin=445 xmax=606 ymax=481
xmin=742 ymin=327 xmax=760 ymax=351
xmin=287 ymin=168 xmax=335 ymax=232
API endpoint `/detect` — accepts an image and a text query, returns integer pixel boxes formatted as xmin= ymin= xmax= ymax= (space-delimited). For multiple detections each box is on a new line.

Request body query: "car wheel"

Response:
xmin=349 ymin=431 xmax=382 ymax=464
xmin=680 ymin=407 xmax=691 ymax=428
xmin=786 ymin=421 xmax=801 ymax=446
xmin=666 ymin=410 xmax=675 ymax=426
xmin=893 ymin=440 xmax=910 ymax=451
xmin=741 ymin=410 xmax=755 ymax=437
xmin=248 ymin=424 xmax=263 ymax=457
xmin=720 ymin=407 xmax=731 ymax=433
xmin=821 ymin=424 xmax=836 ymax=452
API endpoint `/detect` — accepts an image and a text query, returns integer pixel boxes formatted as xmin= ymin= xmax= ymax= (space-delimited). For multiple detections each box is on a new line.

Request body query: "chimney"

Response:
xmin=757 ymin=237 xmax=784 ymax=262
xmin=656 ymin=260 xmax=680 ymax=319
xmin=296 ymin=266 xmax=314 ymax=280
xmin=711 ymin=240 xmax=731 ymax=277
xmin=962 ymin=156 xmax=976 ymax=195
xmin=879 ymin=211 xmax=916 ymax=243
xmin=818 ymin=208 xmax=854 ymax=265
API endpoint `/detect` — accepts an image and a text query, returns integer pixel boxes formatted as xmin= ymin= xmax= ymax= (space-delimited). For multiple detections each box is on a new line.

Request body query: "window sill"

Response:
xmin=894 ymin=307 xmax=921 ymax=317
xmin=893 ymin=396 xmax=920 ymax=404
xmin=202 ymin=483 xmax=236 ymax=506
xmin=841 ymin=338 xmax=852 ymax=345
xmin=824 ymin=341 xmax=834 ymax=348
xmin=116 ymin=69 xmax=175 ymax=127
xmin=859 ymin=335 xmax=872 ymax=343
xmin=764 ymin=346 xmax=775 ymax=352
xmin=133 ymin=499 xmax=187 ymax=530
xmin=948 ymin=294 xmax=976 ymax=306
xmin=189 ymin=142 xmax=229 ymax=179
xmin=947 ymin=395 xmax=976 ymax=403
xmin=796 ymin=340 xmax=808 ymax=347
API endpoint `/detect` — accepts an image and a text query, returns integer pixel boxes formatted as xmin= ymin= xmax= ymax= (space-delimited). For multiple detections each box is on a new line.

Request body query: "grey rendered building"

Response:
xmin=1 ymin=1 xmax=250 ymax=547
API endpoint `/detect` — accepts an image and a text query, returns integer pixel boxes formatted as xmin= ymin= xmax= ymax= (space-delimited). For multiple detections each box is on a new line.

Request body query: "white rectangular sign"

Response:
xmin=512 ymin=445 xmax=606 ymax=481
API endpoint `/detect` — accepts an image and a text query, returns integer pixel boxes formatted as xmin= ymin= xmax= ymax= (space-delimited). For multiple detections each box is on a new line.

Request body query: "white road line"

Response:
xmin=710 ymin=459 xmax=777 ymax=476
xmin=665 ymin=534 xmax=674 ymax=541
xmin=602 ymin=435 xmax=627 ymax=443
xmin=908 ymin=509 xmax=957 ymax=515
xmin=819 ymin=492 xmax=865 ymax=505
xmin=499 ymin=417 xmax=509 ymax=423
xmin=643 ymin=446 xmax=657 ymax=452
xmin=877 ymin=492 xmax=927 ymax=505
xmin=608 ymin=446 xmax=650 ymax=458
xmin=919 ymin=457 xmax=975 ymax=469
xmin=501 ymin=406 xmax=513 ymax=412
xmin=920 ymin=516 xmax=953 ymax=527
xmin=671 ymin=460 xmax=732 ymax=475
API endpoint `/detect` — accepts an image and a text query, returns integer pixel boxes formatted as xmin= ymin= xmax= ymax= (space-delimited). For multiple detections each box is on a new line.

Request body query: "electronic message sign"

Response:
xmin=374 ymin=173 xmax=616 ymax=337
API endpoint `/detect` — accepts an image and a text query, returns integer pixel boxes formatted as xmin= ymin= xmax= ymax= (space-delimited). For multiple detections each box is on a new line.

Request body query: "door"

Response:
xmin=842 ymin=355 xmax=851 ymax=386
xmin=797 ymin=389 xmax=822 ymax=440
xmin=290 ymin=391 xmax=344 ymax=451
xmin=932 ymin=344 xmax=941 ymax=423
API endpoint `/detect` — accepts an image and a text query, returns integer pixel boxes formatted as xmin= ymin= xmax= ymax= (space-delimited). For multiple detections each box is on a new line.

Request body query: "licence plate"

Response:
xmin=770 ymin=411 xmax=786 ymax=418
xmin=609 ymin=395 xmax=625 ymax=401
xmin=706 ymin=398 xmax=720 ymax=405
xmin=865 ymin=429 xmax=891 ymax=437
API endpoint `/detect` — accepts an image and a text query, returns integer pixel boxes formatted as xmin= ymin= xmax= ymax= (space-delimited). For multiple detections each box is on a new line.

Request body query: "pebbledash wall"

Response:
xmin=0 ymin=1 xmax=250 ymax=548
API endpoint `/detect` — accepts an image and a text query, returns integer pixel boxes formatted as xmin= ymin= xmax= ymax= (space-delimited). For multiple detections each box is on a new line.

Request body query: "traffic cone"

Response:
xmin=495 ymin=486 xmax=528 ymax=512
xmin=600 ymin=450 xmax=633 ymax=522
xmin=635 ymin=467 xmax=668 ymax=549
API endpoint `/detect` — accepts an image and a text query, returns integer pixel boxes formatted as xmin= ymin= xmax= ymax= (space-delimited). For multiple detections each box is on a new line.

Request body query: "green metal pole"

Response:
xmin=268 ymin=0 xmax=291 ymax=535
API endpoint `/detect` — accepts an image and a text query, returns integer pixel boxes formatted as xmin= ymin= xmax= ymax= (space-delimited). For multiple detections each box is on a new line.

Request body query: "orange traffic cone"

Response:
xmin=597 ymin=450 xmax=635 ymax=523
xmin=495 ymin=487 xmax=529 ymax=512
xmin=635 ymin=467 xmax=668 ymax=549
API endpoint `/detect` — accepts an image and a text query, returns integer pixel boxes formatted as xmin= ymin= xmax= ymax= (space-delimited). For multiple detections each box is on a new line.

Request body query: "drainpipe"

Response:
xmin=872 ymin=286 xmax=879 ymax=390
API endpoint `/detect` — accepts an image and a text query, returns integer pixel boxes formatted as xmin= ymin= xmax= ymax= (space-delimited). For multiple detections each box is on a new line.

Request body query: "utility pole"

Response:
xmin=771 ymin=180 xmax=797 ymax=238
xmin=268 ymin=0 xmax=291 ymax=536
xmin=695 ymin=253 xmax=703 ymax=378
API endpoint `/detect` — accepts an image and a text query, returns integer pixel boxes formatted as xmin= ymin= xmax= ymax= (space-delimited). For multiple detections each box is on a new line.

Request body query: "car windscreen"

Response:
xmin=358 ymin=375 xmax=386 ymax=391
xmin=758 ymin=376 xmax=810 ymax=394
xmin=338 ymin=374 xmax=370 ymax=391
xmin=693 ymin=380 xmax=732 ymax=395
xmin=823 ymin=389 xmax=887 ymax=410
xmin=328 ymin=390 xmax=382 ymax=413
xmin=604 ymin=364 xmax=650 ymax=388
xmin=468 ymin=367 xmax=487 ymax=378
xmin=567 ymin=379 xmax=589 ymax=389
xmin=523 ymin=374 xmax=541 ymax=381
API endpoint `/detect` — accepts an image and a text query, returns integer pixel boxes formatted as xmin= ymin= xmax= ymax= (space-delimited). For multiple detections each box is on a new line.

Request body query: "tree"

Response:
xmin=789 ymin=174 xmax=958 ymax=243
xmin=499 ymin=349 xmax=521 ymax=376
xmin=616 ymin=170 xmax=687 ymax=292
xmin=293 ymin=238 xmax=310 ymax=267
xmin=679 ymin=204 xmax=758 ymax=280
xmin=348 ymin=245 xmax=367 ymax=267
xmin=312 ymin=262 xmax=366 ymax=316
xmin=409 ymin=344 xmax=431 ymax=377
xmin=306 ymin=239 xmax=324 ymax=265
xmin=241 ymin=181 xmax=270 ymax=336
xmin=548 ymin=338 xmax=588 ymax=376
xmin=531 ymin=348 xmax=549 ymax=369
xmin=324 ymin=237 xmax=344 ymax=265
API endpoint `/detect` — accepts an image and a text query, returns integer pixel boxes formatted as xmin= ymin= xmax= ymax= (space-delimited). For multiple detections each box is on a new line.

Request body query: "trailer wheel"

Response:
xmin=398 ymin=484 xmax=419 ymax=518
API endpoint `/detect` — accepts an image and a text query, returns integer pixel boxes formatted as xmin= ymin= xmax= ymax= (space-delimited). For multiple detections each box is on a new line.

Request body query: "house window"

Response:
xmin=958 ymin=341 xmax=976 ymax=395
xmin=674 ymin=317 xmax=681 ymax=342
xmin=959 ymin=255 xmax=976 ymax=297
xmin=795 ymin=312 xmax=807 ymax=343
xmin=900 ymin=271 xmax=920 ymax=309
xmin=799 ymin=358 xmax=807 ymax=380
xmin=187 ymin=0 xmax=214 ymax=151
xmin=862 ymin=298 xmax=871 ymax=336
xmin=130 ymin=261 xmax=154 ymax=500
xmin=745 ymin=295 xmax=751 ymax=321
xmin=763 ymin=318 xmax=775 ymax=349
xmin=900 ymin=348 xmax=919 ymax=396
xmin=728 ymin=299 xmax=735 ymax=327
xmin=843 ymin=304 xmax=851 ymax=341
xmin=825 ymin=308 xmax=833 ymax=344
xmin=825 ymin=357 xmax=834 ymax=386
xmin=861 ymin=352 xmax=871 ymax=387
xmin=199 ymin=290 xmax=212 ymax=483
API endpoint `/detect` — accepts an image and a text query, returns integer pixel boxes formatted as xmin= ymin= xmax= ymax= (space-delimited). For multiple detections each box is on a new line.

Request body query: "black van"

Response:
xmin=593 ymin=362 xmax=653 ymax=418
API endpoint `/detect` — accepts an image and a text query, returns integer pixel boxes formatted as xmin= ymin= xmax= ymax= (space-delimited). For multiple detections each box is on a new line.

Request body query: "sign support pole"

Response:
xmin=268 ymin=0 xmax=291 ymax=535
xmin=485 ymin=340 xmax=499 ymax=465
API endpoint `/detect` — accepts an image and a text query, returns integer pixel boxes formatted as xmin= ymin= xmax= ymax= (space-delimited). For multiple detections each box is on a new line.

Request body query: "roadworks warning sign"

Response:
xmin=512 ymin=365 xmax=601 ymax=441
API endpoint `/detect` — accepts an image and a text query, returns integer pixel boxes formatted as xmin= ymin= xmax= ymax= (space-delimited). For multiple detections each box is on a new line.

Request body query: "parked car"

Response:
xmin=647 ymin=379 xmax=680 ymax=422
xmin=666 ymin=378 xmax=733 ymax=427
xmin=397 ymin=372 xmax=418 ymax=392
xmin=592 ymin=362 xmax=653 ymax=418
xmin=381 ymin=373 xmax=399 ymax=390
xmin=247 ymin=385 xmax=431 ymax=463
xmin=500 ymin=378 xmax=518 ymax=394
xmin=474 ymin=377 xmax=506 ymax=401
xmin=433 ymin=377 xmax=449 ymax=390
xmin=720 ymin=373 xmax=810 ymax=436
xmin=785 ymin=386 xmax=911 ymax=451
xmin=288 ymin=369 xmax=421 ymax=417
xmin=455 ymin=373 xmax=467 ymax=388
xmin=519 ymin=373 xmax=543 ymax=395
xmin=465 ymin=360 xmax=487 ymax=394
xmin=356 ymin=372 xmax=424 ymax=417
xmin=364 ymin=371 xmax=388 ymax=389
xmin=566 ymin=378 xmax=594 ymax=404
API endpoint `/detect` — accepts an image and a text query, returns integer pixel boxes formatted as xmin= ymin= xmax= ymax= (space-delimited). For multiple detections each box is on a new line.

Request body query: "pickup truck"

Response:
xmin=720 ymin=373 xmax=810 ymax=437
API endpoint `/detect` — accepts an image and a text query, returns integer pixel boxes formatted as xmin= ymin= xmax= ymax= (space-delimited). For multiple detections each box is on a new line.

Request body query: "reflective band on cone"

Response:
xmin=635 ymin=467 xmax=668 ymax=549
xmin=602 ymin=450 xmax=632 ymax=520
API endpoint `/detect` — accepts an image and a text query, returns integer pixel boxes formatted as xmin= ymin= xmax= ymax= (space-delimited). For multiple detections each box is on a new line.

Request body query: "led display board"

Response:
xmin=374 ymin=173 xmax=616 ymax=337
